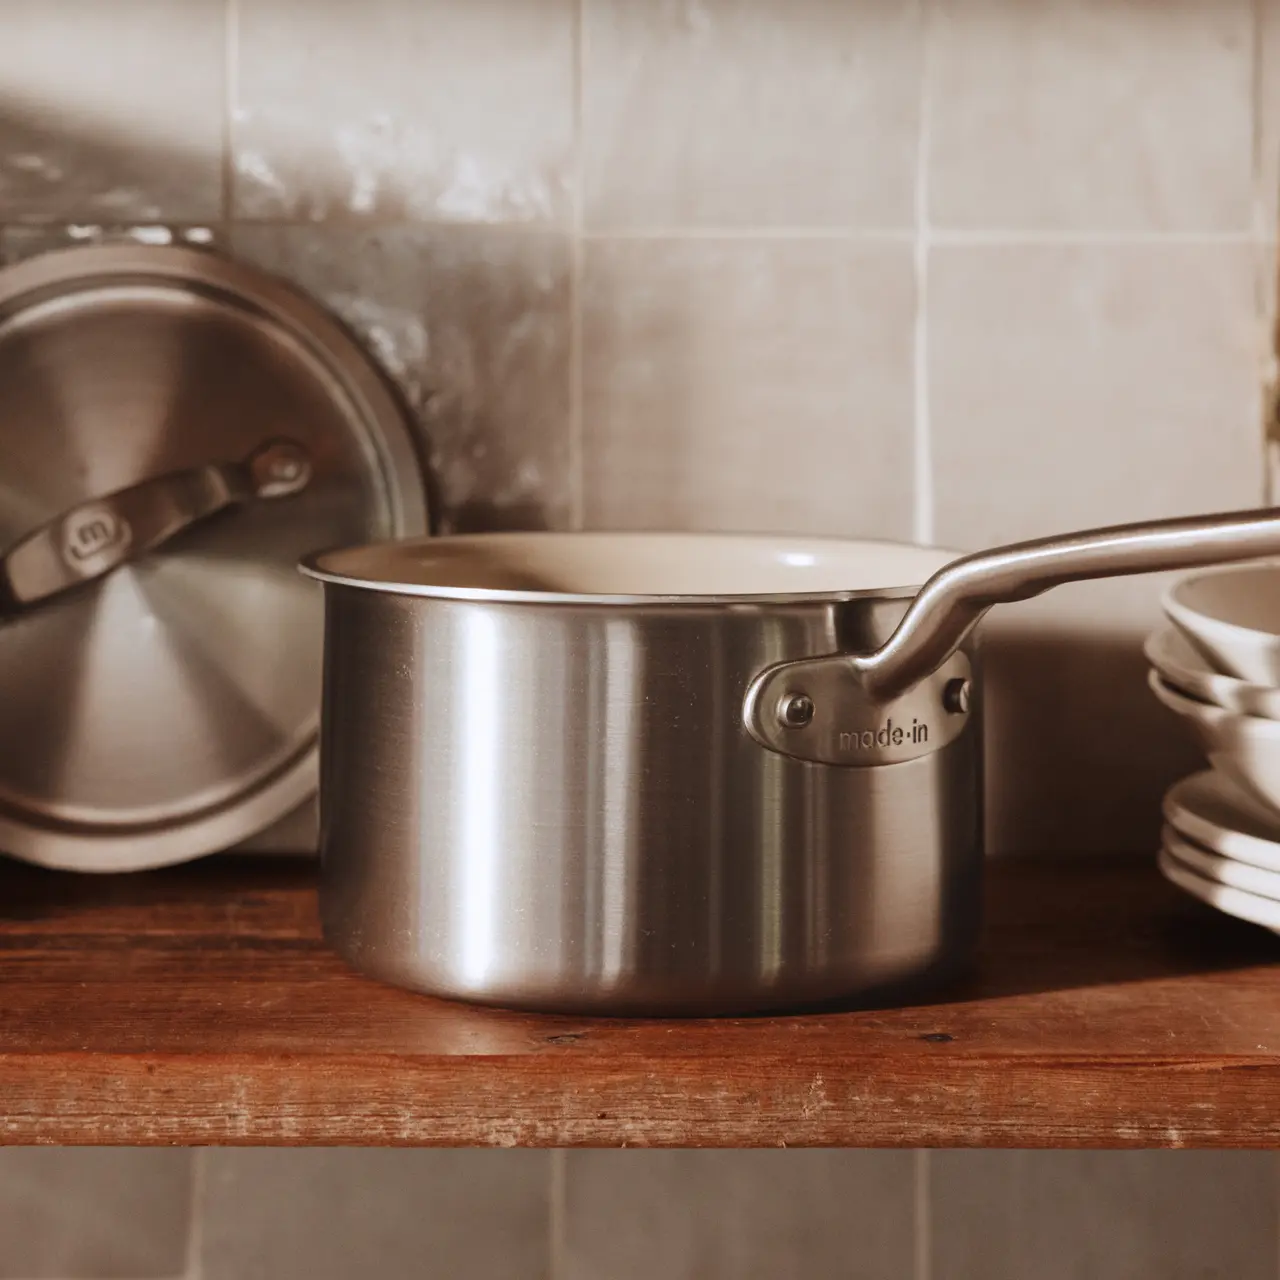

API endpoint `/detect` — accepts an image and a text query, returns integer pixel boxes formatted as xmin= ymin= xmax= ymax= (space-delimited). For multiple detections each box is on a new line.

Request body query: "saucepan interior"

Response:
xmin=302 ymin=531 xmax=963 ymax=602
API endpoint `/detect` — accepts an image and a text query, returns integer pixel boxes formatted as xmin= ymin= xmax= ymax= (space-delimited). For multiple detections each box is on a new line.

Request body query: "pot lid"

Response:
xmin=0 ymin=244 xmax=427 ymax=871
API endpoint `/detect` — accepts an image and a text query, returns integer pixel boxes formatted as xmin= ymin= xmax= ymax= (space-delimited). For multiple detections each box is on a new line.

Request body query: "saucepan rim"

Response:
xmin=298 ymin=529 xmax=966 ymax=608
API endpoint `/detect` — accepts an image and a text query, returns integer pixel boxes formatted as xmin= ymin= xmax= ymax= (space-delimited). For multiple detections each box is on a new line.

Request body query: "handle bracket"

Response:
xmin=743 ymin=649 xmax=973 ymax=767
xmin=745 ymin=505 xmax=1280 ymax=766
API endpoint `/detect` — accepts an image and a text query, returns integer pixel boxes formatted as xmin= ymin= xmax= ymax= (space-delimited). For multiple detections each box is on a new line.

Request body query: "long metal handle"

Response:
xmin=743 ymin=506 xmax=1280 ymax=768
xmin=0 ymin=438 xmax=311 ymax=614
xmin=855 ymin=506 xmax=1280 ymax=701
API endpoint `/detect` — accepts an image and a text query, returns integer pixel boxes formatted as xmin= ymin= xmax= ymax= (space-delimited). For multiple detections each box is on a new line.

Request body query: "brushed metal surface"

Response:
xmin=744 ymin=648 xmax=974 ymax=766
xmin=315 ymin=584 xmax=983 ymax=1014
xmin=0 ymin=245 xmax=427 ymax=871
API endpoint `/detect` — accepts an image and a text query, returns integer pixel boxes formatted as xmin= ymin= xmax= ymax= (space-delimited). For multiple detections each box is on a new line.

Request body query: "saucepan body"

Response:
xmin=307 ymin=534 xmax=981 ymax=1015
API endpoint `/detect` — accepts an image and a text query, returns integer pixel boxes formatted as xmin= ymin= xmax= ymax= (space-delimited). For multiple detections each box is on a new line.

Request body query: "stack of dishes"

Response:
xmin=1147 ymin=565 xmax=1280 ymax=932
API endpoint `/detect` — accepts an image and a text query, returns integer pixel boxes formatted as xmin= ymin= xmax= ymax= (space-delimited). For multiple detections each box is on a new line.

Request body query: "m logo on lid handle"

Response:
xmin=62 ymin=506 xmax=131 ymax=570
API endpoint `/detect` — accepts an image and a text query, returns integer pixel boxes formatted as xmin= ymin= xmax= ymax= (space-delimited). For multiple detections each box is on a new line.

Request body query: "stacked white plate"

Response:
xmin=1147 ymin=565 xmax=1280 ymax=933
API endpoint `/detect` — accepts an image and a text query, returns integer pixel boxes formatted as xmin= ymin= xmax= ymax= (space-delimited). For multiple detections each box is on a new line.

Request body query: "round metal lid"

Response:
xmin=0 ymin=244 xmax=428 ymax=871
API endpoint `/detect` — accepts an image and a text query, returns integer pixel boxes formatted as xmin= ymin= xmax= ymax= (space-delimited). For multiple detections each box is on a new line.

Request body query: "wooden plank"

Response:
xmin=0 ymin=854 xmax=1277 ymax=1146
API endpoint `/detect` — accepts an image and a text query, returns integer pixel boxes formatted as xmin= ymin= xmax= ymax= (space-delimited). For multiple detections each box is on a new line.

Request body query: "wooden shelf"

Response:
xmin=0 ymin=852 xmax=1278 ymax=1147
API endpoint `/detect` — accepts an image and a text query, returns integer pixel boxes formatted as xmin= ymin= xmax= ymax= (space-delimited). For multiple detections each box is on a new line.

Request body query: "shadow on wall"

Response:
xmin=983 ymin=624 xmax=1202 ymax=857
xmin=0 ymin=94 xmax=572 ymax=537
xmin=225 ymin=221 xmax=575 ymax=537
xmin=0 ymin=90 xmax=220 ymax=224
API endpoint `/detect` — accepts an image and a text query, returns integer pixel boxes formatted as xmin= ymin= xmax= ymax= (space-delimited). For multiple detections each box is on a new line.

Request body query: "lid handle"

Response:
xmin=0 ymin=439 xmax=311 ymax=615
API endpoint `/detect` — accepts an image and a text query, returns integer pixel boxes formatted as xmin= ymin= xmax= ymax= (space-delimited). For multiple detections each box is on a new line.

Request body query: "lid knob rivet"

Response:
xmin=250 ymin=440 xmax=313 ymax=498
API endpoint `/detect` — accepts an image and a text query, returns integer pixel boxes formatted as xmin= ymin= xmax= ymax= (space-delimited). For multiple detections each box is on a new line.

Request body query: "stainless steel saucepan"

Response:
xmin=302 ymin=508 xmax=1280 ymax=1015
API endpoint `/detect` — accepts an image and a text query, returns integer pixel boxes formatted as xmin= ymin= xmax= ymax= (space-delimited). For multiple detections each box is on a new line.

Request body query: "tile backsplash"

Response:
xmin=0 ymin=0 xmax=225 ymax=223
xmin=580 ymin=238 xmax=917 ymax=536
xmin=233 ymin=0 xmax=575 ymax=226
xmin=0 ymin=1147 xmax=1275 ymax=1280
xmin=582 ymin=0 xmax=922 ymax=230
xmin=0 ymin=1 xmax=1276 ymax=863
xmin=930 ymin=0 xmax=1255 ymax=233
xmin=2 ymin=6 xmax=1280 ymax=1277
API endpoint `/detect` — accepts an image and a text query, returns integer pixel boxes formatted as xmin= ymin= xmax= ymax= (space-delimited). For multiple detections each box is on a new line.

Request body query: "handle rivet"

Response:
xmin=778 ymin=693 xmax=815 ymax=728
xmin=943 ymin=678 xmax=971 ymax=715
xmin=250 ymin=440 xmax=313 ymax=498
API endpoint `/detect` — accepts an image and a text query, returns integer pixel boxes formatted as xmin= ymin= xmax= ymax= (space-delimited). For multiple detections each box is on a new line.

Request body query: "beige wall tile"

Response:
xmin=201 ymin=1150 xmax=550 ymax=1280
xmin=930 ymin=243 xmax=1264 ymax=854
xmin=1261 ymin=0 xmax=1280 ymax=230
xmin=1257 ymin=237 xmax=1278 ymax=503
xmin=583 ymin=0 xmax=922 ymax=230
xmin=0 ymin=0 xmax=224 ymax=223
xmin=582 ymin=238 xmax=916 ymax=537
xmin=1259 ymin=0 xmax=1280 ymax=395
xmin=930 ymin=0 xmax=1253 ymax=232
xmin=0 ymin=1148 xmax=192 ymax=1277
xmin=565 ymin=1150 xmax=914 ymax=1280
xmin=234 ymin=0 xmax=574 ymax=225
xmin=931 ymin=245 xmax=1262 ymax=545
xmin=931 ymin=1151 xmax=1277 ymax=1280
xmin=230 ymin=226 xmax=571 ymax=532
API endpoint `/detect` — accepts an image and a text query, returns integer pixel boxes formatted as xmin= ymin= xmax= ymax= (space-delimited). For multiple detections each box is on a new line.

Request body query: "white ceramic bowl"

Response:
xmin=1164 ymin=769 xmax=1280 ymax=871
xmin=1163 ymin=564 xmax=1280 ymax=684
xmin=1149 ymin=672 xmax=1280 ymax=816
xmin=1163 ymin=824 xmax=1280 ymax=899
xmin=1145 ymin=627 xmax=1280 ymax=719
xmin=1158 ymin=845 xmax=1280 ymax=934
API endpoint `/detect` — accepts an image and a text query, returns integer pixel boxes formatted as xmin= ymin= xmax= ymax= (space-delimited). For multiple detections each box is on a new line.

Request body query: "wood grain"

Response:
xmin=0 ymin=853 xmax=1278 ymax=1147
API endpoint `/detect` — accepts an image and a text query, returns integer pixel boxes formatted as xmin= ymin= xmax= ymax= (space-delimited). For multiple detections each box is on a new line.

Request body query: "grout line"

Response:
xmin=0 ymin=215 xmax=572 ymax=237
xmin=912 ymin=0 xmax=934 ymax=547
xmin=222 ymin=0 xmax=239 ymax=227
xmin=0 ymin=216 xmax=1264 ymax=248
xmin=927 ymin=228 xmax=1259 ymax=246
xmin=0 ymin=221 xmax=229 ymax=237
xmin=183 ymin=1148 xmax=206 ymax=1280
xmin=1251 ymin=0 xmax=1279 ymax=508
xmin=568 ymin=0 xmax=586 ymax=532
xmin=549 ymin=1148 xmax=568 ymax=1280
xmin=577 ymin=227 xmax=1262 ymax=245
xmin=1252 ymin=0 xmax=1267 ymax=247
xmin=914 ymin=1149 xmax=932 ymax=1280
xmin=580 ymin=226 xmax=913 ymax=241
